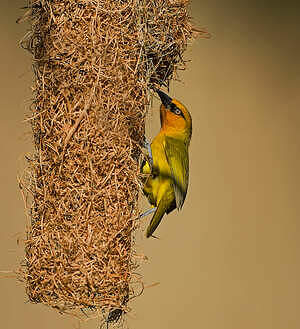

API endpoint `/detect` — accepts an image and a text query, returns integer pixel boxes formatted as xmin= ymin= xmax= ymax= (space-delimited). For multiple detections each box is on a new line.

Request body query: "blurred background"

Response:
xmin=1 ymin=1 xmax=299 ymax=328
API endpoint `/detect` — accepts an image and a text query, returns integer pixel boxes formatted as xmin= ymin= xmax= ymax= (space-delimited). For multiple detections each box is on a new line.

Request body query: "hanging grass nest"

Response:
xmin=18 ymin=0 xmax=204 ymax=323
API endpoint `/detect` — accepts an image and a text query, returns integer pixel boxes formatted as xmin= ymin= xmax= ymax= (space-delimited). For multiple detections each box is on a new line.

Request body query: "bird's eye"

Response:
xmin=174 ymin=108 xmax=181 ymax=115
xmin=170 ymin=103 xmax=182 ymax=116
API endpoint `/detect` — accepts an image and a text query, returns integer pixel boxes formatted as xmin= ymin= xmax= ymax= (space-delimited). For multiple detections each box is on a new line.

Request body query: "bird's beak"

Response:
xmin=156 ymin=89 xmax=172 ymax=108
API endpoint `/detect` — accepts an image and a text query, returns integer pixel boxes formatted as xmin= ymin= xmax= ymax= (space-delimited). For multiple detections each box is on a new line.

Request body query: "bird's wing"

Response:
xmin=163 ymin=136 xmax=189 ymax=210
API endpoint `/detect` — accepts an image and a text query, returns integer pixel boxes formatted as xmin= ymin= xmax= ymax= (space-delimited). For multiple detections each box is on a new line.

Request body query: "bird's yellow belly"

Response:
xmin=151 ymin=133 xmax=171 ymax=176
xmin=142 ymin=134 xmax=174 ymax=207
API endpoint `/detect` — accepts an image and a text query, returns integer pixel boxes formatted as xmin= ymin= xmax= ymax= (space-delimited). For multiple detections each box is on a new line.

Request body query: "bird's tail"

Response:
xmin=146 ymin=197 xmax=170 ymax=238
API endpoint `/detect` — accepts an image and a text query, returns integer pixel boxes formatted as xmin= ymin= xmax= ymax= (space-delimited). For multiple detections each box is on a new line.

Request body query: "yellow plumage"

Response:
xmin=142 ymin=90 xmax=192 ymax=238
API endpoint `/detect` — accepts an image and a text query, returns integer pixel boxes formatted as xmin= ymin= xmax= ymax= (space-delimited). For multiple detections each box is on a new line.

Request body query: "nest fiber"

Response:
xmin=19 ymin=0 xmax=199 ymax=318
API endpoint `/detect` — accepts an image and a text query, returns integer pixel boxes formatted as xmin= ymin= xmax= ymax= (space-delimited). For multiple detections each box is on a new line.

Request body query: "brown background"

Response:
xmin=1 ymin=1 xmax=299 ymax=328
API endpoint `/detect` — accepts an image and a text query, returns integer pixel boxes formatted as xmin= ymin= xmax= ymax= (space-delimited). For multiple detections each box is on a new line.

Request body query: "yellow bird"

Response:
xmin=141 ymin=89 xmax=192 ymax=238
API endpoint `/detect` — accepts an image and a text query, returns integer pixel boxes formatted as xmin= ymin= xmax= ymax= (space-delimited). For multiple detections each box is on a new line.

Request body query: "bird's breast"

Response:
xmin=151 ymin=133 xmax=171 ymax=176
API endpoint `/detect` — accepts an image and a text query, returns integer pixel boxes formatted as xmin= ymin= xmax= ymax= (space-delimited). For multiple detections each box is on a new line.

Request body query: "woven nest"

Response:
xmin=18 ymin=0 xmax=204 ymax=323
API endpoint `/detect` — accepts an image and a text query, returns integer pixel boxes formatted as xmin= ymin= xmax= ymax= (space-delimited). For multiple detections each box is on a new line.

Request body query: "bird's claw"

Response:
xmin=144 ymin=137 xmax=153 ymax=167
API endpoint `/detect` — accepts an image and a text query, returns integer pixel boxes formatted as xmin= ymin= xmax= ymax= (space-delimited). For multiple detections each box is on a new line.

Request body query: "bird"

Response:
xmin=141 ymin=89 xmax=192 ymax=238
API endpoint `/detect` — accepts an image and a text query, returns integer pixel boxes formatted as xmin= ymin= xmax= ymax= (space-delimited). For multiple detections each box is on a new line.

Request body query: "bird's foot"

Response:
xmin=144 ymin=137 xmax=153 ymax=167
xmin=139 ymin=207 xmax=157 ymax=219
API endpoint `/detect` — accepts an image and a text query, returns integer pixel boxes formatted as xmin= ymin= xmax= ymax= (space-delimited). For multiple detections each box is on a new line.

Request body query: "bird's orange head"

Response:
xmin=156 ymin=89 xmax=192 ymax=143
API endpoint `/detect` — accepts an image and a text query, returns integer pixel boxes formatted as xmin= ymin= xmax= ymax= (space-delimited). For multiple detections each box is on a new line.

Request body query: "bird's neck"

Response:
xmin=161 ymin=126 xmax=191 ymax=145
